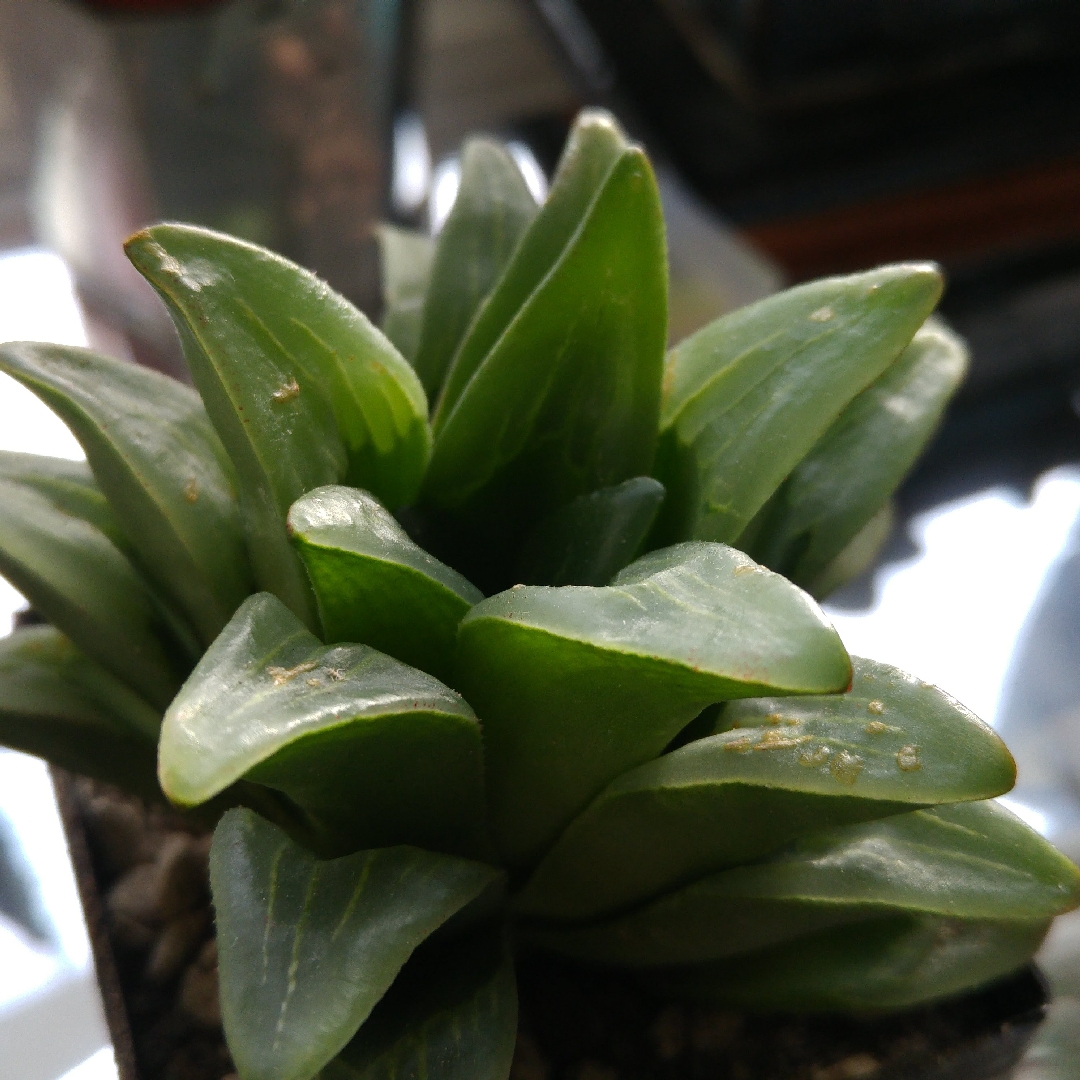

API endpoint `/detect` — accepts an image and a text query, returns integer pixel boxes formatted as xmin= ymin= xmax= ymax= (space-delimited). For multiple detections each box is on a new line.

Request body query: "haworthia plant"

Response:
xmin=210 ymin=808 xmax=502 ymax=1080
xmin=159 ymin=593 xmax=488 ymax=860
xmin=0 ymin=108 xmax=1075 ymax=1080
xmin=126 ymin=224 xmax=430 ymax=628
xmin=412 ymin=138 xmax=537 ymax=400
xmin=0 ymin=343 xmax=251 ymax=645
xmin=457 ymin=542 xmax=853 ymax=870
xmin=526 ymin=801 xmax=1078 ymax=968
xmin=421 ymin=138 xmax=666 ymax=588
xmin=512 ymin=656 xmax=1015 ymax=921
xmin=652 ymin=264 xmax=943 ymax=547
xmin=287 ymin=485 xmax=481 ymax=685
xmin=0 ymin=626 xmax=160 ymax=799
xmin=0 ymin=479 xmax=183 ymax=709
xmin=376 ymin=225 xmax=434 ymax=364
xmin=0 ymin=451 xmax=126 ymax=549
xmin=741 ymin=318 xmax=969 ymax=592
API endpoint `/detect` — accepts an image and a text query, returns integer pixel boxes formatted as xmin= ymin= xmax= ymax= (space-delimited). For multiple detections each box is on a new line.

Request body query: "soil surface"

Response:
xmin=67 ymin=778 xmax=1046 ymax=1080
xmin=71 ymin=777 xmax=233 ymax=1080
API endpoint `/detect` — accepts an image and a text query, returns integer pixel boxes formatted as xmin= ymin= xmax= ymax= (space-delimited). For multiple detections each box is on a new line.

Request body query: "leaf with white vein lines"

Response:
xmin=210 ymin=808 xmax=501 ymax=1080
xmin=323 ymin=925 xmax=517 ymax=1080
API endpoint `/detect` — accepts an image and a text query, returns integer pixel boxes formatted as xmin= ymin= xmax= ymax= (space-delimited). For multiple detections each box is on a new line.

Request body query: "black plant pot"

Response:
xmin=53 ymin=769 xmax=1048 ymax=1080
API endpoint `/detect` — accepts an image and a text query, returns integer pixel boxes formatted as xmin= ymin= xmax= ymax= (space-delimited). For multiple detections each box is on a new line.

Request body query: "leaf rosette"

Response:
xmin=0 ymin=109 xmax=1075 ymax=1080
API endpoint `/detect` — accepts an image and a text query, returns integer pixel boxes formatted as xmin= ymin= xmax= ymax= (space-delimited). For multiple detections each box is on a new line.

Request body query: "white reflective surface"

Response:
xmin=825 ymin=469 xmax=1080 ymax=731
xmin=0 ymin=249 xmax=116 ymax=1080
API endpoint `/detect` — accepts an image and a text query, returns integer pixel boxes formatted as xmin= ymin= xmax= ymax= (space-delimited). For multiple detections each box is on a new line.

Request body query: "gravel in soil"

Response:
xmin=74 ymin=777 xmax=234 ymax=1080
xmin=70 ymin=780 xmax=1045 ymax=1080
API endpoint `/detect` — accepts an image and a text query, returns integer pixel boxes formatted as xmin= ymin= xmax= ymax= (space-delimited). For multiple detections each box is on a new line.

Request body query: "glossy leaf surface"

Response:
xmin=423 ymin=147 xmax=667 ymax=545
xmin=806 ymin=501 xmax=894 ymax=600
xmin=745 ymin=320 xmax=967 ymax=589
xmin=528 ymin=800 xmax=1079 ymax=965
xmin=126 ymin=224 xmax=430 ymax=623
xmin=0 ymin=342 xmax=250 ymax=644
xmin=654 ymin=264 xmax=943 ymax=546
xmin=377 ymin=224 xmax=434 ymax=363
xmin=161 ymin=593 xmax=487 ymax=858
xmin=457 ymin=542 xmax=851 ymax=870
xmin=515 ymin=476 xmax=666 ymax=586
xmin=211 ymin=809 xmax=500 ymax=1080
xmin=324 ymin=926 xmax=517 ymax=1080
xmin=288 ymin=485 xmax=481 ymax=683
xmin=515 ymin=657 xmax=1015 ymax=920
xmin=0 ymin=626 xmax=160 ymax=799
xmin=655 ymin=915 xmax=1048 ymax=1013
xmin=413 ymin=139 xmax=537 ymax=400
xmin=0 ymin=479 xmax=180 ymax=709
xmin=0 ymin=451 xmax=124 ymax=547
xmin=434 ymin=109 xmax=628 ymax=425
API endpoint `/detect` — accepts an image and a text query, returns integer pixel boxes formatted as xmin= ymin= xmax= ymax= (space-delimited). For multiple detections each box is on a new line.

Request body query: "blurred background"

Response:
xmin=2 ymin=1 xmax=1080 ymax=1077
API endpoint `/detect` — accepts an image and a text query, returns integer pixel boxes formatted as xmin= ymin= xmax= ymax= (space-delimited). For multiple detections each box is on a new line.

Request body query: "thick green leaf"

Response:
xmin=288 ymin=485 xmax=481 ymax=684
xmin=654 ymin=914 xmax=1048 ymax=1012
xmin=515 ymin=477 xmax=666 ymax=586
xmin=129 ymin=225 xmax=431 ymax=508
xmin=0 ymin=342 xmax=251 ymax=645
xmin=0 ymin=626 xmax=161 ymax=799
xmin=126 ymin=224 xmax=431 ymax=624
xmin=0 ymin=451 xmax=125 ymax=547
xmin=377 ymin=224 xmax=434 ymax=363
xmin=527 ymin=800 xmax=1080 ymax=965
xmin=323 ymin=926 xmax=517 ymax=1080
xmin=434 ymin=109 xmax=629 ymax=425
xmin=0 ymin=479 xmax=181 ymax=709
xmin=422 ymin=146 xmax=666 ymax=566
xmin=413 ymin=139 xmax=537 ymax=400
xmin=514 ymin=656 xmax=1015 ymax=920
xmin=456 ymin=541 xmax=851 ymax=871
xmin=210 ymin=808 xmax=501 ymax=1080
xmin=160 ymin=593 xmax=488 ymax=858
xmin=744 ymin=320 xmax=967 ymax=590
xmin=653 ymin=264 xmax=943 ymax=546
xmin=805 ymin=500 xmax=894 ymax=600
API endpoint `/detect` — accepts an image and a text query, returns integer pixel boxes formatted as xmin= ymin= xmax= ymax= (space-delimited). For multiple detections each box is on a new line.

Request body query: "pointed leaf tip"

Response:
xmin=745 ymin=318 xmax=968 ymax=592
xmin=516 ymin=656 xmax=1015 ymax=921
xmin=656 ymin=263 xmax=944 ymax=546
xmin=413 ymin=138 xmax=538 ymax=401
xmin=289 ymin=485 xmax=481 ymax=683
xmin=126 ymin=223 xmax=432 ymax=625
xmin=458 ymin=541 xmax=850 ymax=870
xmin=161 ymin=592 xmax=488 ymax=858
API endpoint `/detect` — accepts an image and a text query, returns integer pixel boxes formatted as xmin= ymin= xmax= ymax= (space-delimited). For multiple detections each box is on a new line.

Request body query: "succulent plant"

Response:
xmin=0 ymin=109 xmax=1077 ymax=1080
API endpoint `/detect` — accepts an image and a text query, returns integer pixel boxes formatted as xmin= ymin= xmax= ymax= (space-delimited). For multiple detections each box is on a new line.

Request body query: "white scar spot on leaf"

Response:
xmin=830 ymin=750 xmax=864 ymax=784
xmin=753 ymin=729 xmax=812 ymax=751
xmin=809 ymin=306 xmax=835 ymax=322
xmin=799 ymin=744 xmax=831 ymax=767
xmin=145 ymin=243 xmax=223 ymax=291
xmin=267 ymin=660 xmax=319 ymax=685
xmin=272 ymin=378 xmax=301 ymax=403
xmin=897 ymin=745 xmax=922 ymax=772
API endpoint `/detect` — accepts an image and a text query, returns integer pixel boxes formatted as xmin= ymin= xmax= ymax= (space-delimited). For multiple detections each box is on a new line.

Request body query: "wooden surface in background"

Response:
xmin=744 ymin=154 xmax=1080 ymax=280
